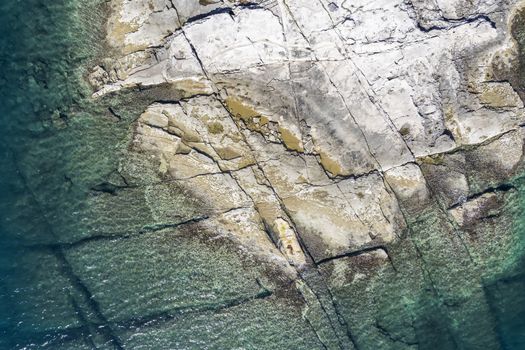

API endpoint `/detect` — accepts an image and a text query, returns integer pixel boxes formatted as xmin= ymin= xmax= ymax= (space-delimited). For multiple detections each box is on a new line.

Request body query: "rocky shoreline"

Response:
xmin=77 ymin=0 xmax=525 ymax=348
xmin=89 ymin=0 xmax=525 ymax=266
xmin=3 ymin=0 xmax=525 ymax=349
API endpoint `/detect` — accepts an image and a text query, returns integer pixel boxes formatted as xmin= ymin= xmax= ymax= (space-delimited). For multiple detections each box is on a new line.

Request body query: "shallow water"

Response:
xmin=0 ymin=1 xmax=525 ymax=349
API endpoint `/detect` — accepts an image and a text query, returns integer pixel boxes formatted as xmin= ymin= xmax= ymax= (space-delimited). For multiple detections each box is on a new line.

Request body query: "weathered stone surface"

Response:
xmin=385 ymin=163 xmax=431 ymax=216
xmin=70 ymin=0 xmax=525 ymax=348
xmin=449 ymin=191 xmax=508 ymax=227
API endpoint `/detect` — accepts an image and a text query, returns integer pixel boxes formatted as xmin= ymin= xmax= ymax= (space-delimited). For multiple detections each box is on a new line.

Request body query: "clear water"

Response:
xmin=0 ymin=0 xmax=117 ymax=347
xmin=0 ymin=1 xmax=524 ymax=349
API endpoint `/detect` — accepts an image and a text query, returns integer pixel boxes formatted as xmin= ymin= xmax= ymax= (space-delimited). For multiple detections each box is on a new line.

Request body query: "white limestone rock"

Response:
xmin=385 ymin=163 xmax=432 ymax=214
xmin=96 ymin=0 xmax=525 ymax=272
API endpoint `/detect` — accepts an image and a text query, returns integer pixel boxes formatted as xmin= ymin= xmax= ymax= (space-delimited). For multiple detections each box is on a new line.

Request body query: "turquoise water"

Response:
xmin=1 ymin=0 xmax=525 ymax=349
xmin=486 ymin=176 xmax=525 ymax=350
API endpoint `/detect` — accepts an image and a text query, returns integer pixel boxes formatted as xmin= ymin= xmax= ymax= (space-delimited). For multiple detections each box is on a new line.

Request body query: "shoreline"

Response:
xmin=1 ymin=0 xmax=525 ymax=348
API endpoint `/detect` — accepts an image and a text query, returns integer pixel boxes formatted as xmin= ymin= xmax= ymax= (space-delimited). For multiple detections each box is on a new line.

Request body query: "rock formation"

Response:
xmin=66 ymin=0 xmax=525 ymax=348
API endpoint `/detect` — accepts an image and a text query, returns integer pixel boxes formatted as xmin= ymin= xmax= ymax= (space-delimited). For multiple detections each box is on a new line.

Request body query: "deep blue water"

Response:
xmin=0 ymin=1 xmax=525 ymax=349
xmin=0 ymin=1 xmax=108 ymax=348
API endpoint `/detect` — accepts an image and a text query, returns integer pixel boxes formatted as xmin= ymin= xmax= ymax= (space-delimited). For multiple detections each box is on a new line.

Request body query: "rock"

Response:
xmin=465 ymin=129 xmax=525 ymax=193
xmin=70 ymin=0 xmax=525 ymax=348
xmin=449 ymin=190 xmax=510 ymax=228
xmin=97 ymin=0 xmax=525 ymax=184
xmin=385 ymin=163 xmax=431 ymax=215
xmin=419 ymin=152 xmax=471 ymax=208
xmin=97 ymin=0 xmax=525 ymax=289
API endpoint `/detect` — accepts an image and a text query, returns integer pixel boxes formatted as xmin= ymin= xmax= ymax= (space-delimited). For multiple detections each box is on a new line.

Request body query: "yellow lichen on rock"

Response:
xmin=107 ymin=16 xmax=139 ymax=49
xmin=106 ymin=1 xmax=145 ymax=54
xmin=237 ymin=155 xmax=257 ymax=169
xmin=417 ymin=153 xmax=445 ymax=166
xmin=479 ymin=84 xmax=521 ymax=108
xmin=443 ymin=106 xmax=463 ymax=143
xmin=224 ymin=97 xmax=272 ymax=134
xmin=171 ymin=79 xmax=213 ymax=97
xmin=279 ymin=126 xmax=304 ymax=152
xmin=215 ymin=146 xmax=242 ymax=160
xmin=199 ymin=0 xmax=219 ymax=5
xmin=259 ymin=116 xmax=269 ymax=126
xmin=225 ymin=97 xmax=303 ymax=151
xmin=225 ymin=97 xmax=261 ymax=122
xmin=318 ymin=151 xmax=344 ymax=177
xmin=207 ymin=121 xmax=224 ymax=134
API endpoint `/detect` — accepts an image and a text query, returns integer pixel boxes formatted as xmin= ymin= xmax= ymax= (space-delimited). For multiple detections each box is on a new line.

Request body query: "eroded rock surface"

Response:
xmin=71 ymin=0 xmax=525 ymax=348
xmin=91 ymin=0 xmax=525 ymax=264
